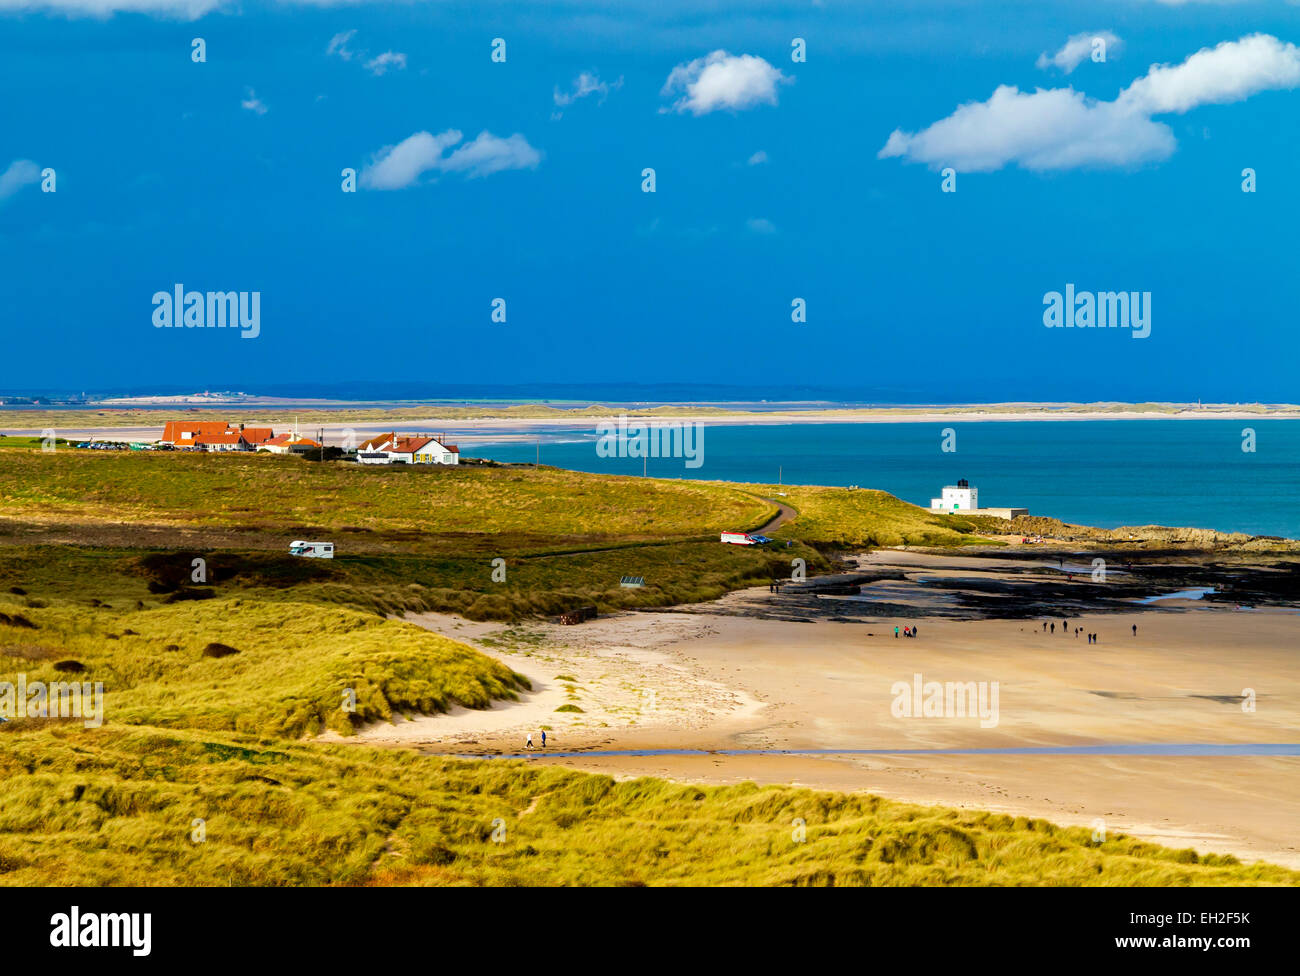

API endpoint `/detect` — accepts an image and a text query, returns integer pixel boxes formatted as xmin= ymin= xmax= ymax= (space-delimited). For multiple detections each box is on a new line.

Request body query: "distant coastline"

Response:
xmin=3 ymin=399 xmax=1300 ymax=433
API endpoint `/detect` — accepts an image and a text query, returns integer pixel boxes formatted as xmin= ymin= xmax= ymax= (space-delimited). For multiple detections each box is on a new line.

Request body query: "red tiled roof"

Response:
xmin=263 ymin=434 xmax=293 ymax=446
xmin=239 ymin=427 xmax=274 ymax=444
xmin=394 ymin=436 xmax=433 ymax=453
xmin=194 ymin=433 xmax=245 ymax=445
xmin=161 ymin=420 xmax=230 ymax=443
xmin=358 ymin=432 xmax=395 ymax=452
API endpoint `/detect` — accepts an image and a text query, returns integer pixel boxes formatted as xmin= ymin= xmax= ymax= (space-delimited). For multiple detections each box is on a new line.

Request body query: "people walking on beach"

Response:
xmin=1042 ymin=621 xmax=1047 ymax=632
xmin=912 ymin=624 xmax=919 ymax=638
xmin=1132 ymin=624 xmax=1138 ymax=636
xmin=526 ymin=732 xmax=534 ymax=750
xmin=541 ymin=730 xmax=547 ymax=749
xmin=895 ymin=626 xmax=900 ymax=638
xmin=1050 ymin=622 xmax=1055 ymax=634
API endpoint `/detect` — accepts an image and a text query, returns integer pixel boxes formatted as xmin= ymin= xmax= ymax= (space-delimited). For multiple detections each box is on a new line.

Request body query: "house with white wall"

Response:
xmin=356 ymin=432 xmax=460 ymax=465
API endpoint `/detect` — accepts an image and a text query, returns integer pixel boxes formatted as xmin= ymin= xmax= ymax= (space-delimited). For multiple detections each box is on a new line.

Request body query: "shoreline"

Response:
xmin=322 ymin=550 xmax=1300 ymax=870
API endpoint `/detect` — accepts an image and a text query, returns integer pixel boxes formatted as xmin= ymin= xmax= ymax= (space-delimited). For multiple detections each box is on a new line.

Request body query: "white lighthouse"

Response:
xmin=931 ymin=478 xmax=978 ymax=512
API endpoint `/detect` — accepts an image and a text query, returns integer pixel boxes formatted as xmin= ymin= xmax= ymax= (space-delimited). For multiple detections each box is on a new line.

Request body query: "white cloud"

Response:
xmin=745 ymin=217 xmax=776 ymax=234
xmin=747 ymin=150 xmax=769 ymax=165
xmin=0 ymin=159 xmax=41 ymax=200
xmin=880 ymin=34 xmax=1300 ymax=172
xmin=364 ymin=51 xmax=406 ymax=76
xmin=0 ymin=0 xmax=221 ymax=18
xmin=554 ymin=71 xmax=622 ymax=107
xmin=241 ymin=88 xmax=267 ymax=115
xmin=441 ymin=132 xmax=543 ymax=177
xmin=328 ymin=30 xmax=405 ymax=76
xmin=1119 ymin=33 xmax=1300 ymax=114
xmin=661 ymin=50 xmax=791 ymax=115
xmin=360 ymin=129 xmax=541 ymax=189
xmin=327 ymin=30 xmax=357 ymax=62
xmin=1036 ymin=31 xmax=1121 ymax=73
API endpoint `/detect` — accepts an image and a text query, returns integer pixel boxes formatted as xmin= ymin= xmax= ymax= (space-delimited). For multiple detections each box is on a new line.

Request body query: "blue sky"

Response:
xmin=3 ymin=0 xmax=1300 ymax=403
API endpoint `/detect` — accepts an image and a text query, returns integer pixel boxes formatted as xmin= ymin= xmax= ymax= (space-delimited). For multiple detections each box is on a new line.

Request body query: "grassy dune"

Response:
xmin=0 ymin=596 xmax=527 ymax=737
xmin=757 ymin=484 xmax=991 ymax=548
xmin=0 ymin=449 xmax=770 ymax=543
xmin=1 ymin=724 xmax=1293 ymax=887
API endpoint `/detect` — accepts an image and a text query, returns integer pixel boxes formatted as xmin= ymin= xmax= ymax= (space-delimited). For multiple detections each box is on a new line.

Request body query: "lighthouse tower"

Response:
xmin=931 ymin=478 xmax=978 ymax=511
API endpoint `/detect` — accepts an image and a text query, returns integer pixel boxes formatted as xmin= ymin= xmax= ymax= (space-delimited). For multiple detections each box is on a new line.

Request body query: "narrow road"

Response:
xmin=753 ymin=498 xmax=796 ymax=535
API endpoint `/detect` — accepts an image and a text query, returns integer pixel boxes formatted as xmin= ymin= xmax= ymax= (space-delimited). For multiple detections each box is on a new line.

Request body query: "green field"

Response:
xmin=0 ymin=447 xmax=994 ymax=620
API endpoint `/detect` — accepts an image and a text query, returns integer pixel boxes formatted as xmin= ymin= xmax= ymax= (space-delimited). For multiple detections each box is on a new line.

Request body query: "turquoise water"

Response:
xmin=466 ymin=420 xmax=1300 ymax=538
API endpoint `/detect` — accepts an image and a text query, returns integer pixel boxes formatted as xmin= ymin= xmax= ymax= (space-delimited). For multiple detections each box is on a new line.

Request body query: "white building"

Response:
xmin=356 ymin=432 xmax=460 ymax=465
xmin=931 ymin=479 xmax=978 ymax=511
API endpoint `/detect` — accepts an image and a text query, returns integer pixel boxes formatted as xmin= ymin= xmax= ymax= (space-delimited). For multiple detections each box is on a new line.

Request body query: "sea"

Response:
xmin=463 ymin=419 xmax=1300 ymax=539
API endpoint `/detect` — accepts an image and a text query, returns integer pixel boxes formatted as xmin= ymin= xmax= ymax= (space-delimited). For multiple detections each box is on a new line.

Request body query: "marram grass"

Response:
xmin=1 ymin=597 xmax=528 ymax=737
xmin=0 ymin=725 xmax=1294 ymax=887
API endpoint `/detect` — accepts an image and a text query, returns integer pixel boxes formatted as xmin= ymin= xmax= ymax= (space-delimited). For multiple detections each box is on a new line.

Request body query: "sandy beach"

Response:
xmin=5 ymin=406 xmax=1300 ymax=450
xmin=324 ymin=550 xmax=1300 ymax=869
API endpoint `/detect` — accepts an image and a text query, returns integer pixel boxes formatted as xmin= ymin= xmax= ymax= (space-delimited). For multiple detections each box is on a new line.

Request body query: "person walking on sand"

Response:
xmin=912 ymin=624 xmax=919 ymax=638
xmin=895 ymin=626 xmax=899 ymax=638
xmin=1050 ymin=622 xmax=1055 ymax=634
xmin=526 ymin=732 xmax=534 ymax=750
xmin=1042 ymin=621 xmax=1047 ymax=632
xmin=541 ymin=729 xmax=547 ymax=749
xmin=1132 ymin=624 xmax=1137 ymax=636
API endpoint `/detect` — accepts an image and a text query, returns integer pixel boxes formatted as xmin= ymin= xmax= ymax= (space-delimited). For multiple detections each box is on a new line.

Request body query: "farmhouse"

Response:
xmin=160 ymin=420 xmax=231 ymax=447
xmin=160 ymin=421 xmax=274 ymax=452
xmin=356 ymin=432 xmax=460 ymax=465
